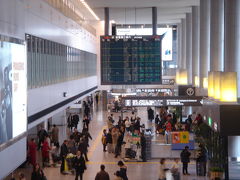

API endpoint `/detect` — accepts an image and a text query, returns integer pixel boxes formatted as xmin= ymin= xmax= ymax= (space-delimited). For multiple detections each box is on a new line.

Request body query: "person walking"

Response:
xmin=106 ymin=129 xmax=113 ymax=153
xmin=78 ymin=136 xmax=89 ymax=161
xmin=42 ymin=137 xmax=51 ymax=167
xmin=28 ymin=138 xmax=37 ymax=167
xmin=180 ymin=146 xmax=191 ymax=175
xmin=95 ymin=164 xmax=110 ymax=180
xmin=60 ymin=140 xmax=69 ymax=174
xmin=74 ymin=151 xmax=86 ymax=180
xmin=115 ymin=161 xmax=128 ymax=180
xmin=51 ymin=124 xmax=59 ymax=145
xmin=171 ymin=158 xmax=180 ymax=180
xmin=83 ymin=115 xmax=90 ymax=131
xmin=102 ymin=129 xmax=107 ymax=152
xmin=159 ymin=158 xmax=169 ymax=180
xmin=37 ymin=126 xmax=48 ymax=150
xmin=147 ymin=107 xmax=154 ymax=121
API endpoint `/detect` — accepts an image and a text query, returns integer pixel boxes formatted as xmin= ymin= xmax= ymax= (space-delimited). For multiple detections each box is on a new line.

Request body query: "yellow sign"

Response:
xmin=180 ymin=131 xmax=189 ymax=144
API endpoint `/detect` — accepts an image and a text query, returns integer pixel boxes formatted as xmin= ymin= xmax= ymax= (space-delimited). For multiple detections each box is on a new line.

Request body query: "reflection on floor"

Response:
xmin=5 ymin=104 xmax=213 ymax=180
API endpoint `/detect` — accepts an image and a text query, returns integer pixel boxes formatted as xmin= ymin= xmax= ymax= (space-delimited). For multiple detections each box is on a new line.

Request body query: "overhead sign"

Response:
xmin=136 ymin=88 xmax=173 ymax=94
xmin=178 ymin=85 xmax=195 ymax=96
xmin=122 ymin=96 xmax=203 ymax=107
xmin=162 ymin=79 xmax=175 ymax=85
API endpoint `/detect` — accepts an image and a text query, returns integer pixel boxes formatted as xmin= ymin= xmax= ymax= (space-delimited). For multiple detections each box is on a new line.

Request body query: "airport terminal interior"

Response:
xmin=1 ymin=0 xmax=240 ymax=180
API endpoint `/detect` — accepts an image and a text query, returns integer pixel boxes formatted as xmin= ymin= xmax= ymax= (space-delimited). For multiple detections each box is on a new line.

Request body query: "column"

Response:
xmin=224 ymin=0 xmax=240 ymax=97
xmin=152 ymin=7 xmax=157 ymax=35
xmin=181 ymin=18 xmax=186 ymax=69
xmin=192 ymin=6 xmax=200 ymax=86
xmin=199 ymin=0 xmax=210 ymax=88
xmin=104 ymin=7 xmax=109 ymax=36
xmin=177 ymin=23 xmax=182 ymax=69
xmin=186 ymin=13 xmax=192 ymax=84
xmin=210 ymin=0 xmax=224 ymax=71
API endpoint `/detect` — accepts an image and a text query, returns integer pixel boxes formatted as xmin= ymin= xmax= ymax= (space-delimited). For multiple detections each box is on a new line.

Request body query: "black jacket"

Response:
xmin=116 ymin=167 xmax=128 ymax=180
xmin=95 ymin=170 xmax=110 ymax=180
xmin=180 ymin=149 xmax=191 ymax=163
xmin=106 ymin=133 xmax=112 ymax=144
xmin=74 ymin=155 xmax=86 ymax=173
xmin=31 ymin=170 xmax=44 ymax=180
xmin=60 ymin=143 xmax=68 ymax=158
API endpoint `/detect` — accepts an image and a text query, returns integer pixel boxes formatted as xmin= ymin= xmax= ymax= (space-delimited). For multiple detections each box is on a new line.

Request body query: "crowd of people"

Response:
xmin=14 ymin=94 xmax=208 ymax=180
xmin=103 ymin=112 xmax=146 ymax=162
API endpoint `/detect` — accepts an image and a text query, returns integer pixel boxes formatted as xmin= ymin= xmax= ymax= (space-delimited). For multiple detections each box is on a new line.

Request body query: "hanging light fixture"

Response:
xmin=220 ymin=72 xmax=237 ymax=102
xmin=208 ymin=72 xmax=214 ymax=97
xmin=194 ymin=76 xmax=199 ymax=87
xmin=213 ymin=71 xmax=221 ymax=99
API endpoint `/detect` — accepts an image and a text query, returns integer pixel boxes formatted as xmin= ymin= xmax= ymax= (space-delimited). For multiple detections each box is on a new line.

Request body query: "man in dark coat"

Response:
xmin=60 ymin=140 xmax=69 ymax=173
xmin=72 ymin=113 xmax=80 ymax=129
xmin=37 ymin=126 xmax=48 ymax=150
xmin=147 ymin=107 xmax=154 ymax=121
xmin=140 ymin=133 xmax=146 ymax=162
xmin=115 ymin=132 xmax=124 ymax=158
xmin=74 ymin=150 xmax=86 ymax=180
xmin=180 ymin=146 xmax=191 ymax=175
xmin=78 ymin=136 xmax=89 ymax=161
xmin=95 ymin=164 xmax=110 ymax=180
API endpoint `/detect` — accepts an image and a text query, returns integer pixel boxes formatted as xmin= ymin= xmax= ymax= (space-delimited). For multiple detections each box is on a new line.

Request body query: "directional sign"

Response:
xmin=122 ymin=96 xmax=203 ymax=107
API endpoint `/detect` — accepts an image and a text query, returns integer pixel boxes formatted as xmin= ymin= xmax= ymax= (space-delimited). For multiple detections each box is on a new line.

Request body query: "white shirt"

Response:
xmin=125 ymin=120 xmax=131 ymax=128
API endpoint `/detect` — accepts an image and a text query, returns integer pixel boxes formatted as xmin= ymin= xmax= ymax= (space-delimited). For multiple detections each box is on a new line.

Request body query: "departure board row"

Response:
xmin=101 ymin=36 xmax=162 ymax=85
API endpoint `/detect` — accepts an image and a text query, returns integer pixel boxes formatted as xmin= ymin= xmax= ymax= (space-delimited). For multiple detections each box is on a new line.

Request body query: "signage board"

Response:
xmin=178 ymin=85 xmax=195 ymax=96
xmin=162 ymin=79 xmax=175 ymax=85
xmin=101 ymin=35 xmax=163 ymax=85
xmin=136 ymin=88 xmax=173 ymax=94
xmin=122 ymin=96 xmax=203 ymax=107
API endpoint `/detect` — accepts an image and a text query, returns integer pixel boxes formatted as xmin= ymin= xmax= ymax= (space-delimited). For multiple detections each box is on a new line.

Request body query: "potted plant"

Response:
xmin=209 ymin=167 xmax=224 ymax=179
xmin=193 ymin=122 xmax=225 ymax=179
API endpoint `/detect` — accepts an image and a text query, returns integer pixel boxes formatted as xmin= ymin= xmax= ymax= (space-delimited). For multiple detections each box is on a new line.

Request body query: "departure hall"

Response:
xmin=1 ymin=0 xmax=240 ymax=180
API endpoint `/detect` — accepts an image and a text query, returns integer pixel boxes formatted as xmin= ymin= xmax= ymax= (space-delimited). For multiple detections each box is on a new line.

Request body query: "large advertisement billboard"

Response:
xmin=0 ymin=36 xmax=27 ymax=146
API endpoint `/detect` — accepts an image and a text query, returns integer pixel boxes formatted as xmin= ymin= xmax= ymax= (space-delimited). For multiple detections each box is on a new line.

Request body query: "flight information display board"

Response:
xmin=101 ymin=35 xmax=162 ymax=85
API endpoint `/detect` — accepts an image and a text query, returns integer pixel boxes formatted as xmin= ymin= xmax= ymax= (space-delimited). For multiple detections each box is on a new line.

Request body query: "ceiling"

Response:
xmin=85 ymin=0 xmax=200 ymax=24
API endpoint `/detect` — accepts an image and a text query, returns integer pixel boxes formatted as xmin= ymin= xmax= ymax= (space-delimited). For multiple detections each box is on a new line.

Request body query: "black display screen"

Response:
xmin=101 ymin=35 xmax=162 ymax=85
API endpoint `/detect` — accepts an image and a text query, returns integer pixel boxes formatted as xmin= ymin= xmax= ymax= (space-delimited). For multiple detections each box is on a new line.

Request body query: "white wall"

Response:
xmin=28 ymin=76 xmax=97 ymax=117
xmin=0 ymin=0 xmax=97 ymax=53
xmin=0 ymin=137 xmax=27 ymax=179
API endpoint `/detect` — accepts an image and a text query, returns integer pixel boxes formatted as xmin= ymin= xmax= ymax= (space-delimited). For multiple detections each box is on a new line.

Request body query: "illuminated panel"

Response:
xmin=101 ymin=35 xmax=162 ymax=85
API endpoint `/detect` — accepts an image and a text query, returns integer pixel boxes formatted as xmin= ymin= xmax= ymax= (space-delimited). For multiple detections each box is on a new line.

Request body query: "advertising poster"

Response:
xmin=172 ymin=132 xmax=180 ymax=144
xmin=0 ymin=38 xmax=27 ymax=145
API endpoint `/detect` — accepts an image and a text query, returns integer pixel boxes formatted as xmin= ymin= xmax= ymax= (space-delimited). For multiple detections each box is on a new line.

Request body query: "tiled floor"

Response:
xmin=4 ymin=103 xmax=222 ymax=180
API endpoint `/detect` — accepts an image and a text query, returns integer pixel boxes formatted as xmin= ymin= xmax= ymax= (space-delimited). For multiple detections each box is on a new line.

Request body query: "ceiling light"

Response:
xmin=79 ymin=0 xmax=100 ymax=21
xmin=110 ymin=20 xmax=116 ymax=24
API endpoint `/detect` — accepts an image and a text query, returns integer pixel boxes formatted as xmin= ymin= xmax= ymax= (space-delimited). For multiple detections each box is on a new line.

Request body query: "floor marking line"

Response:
xmin=87 ymin=125 xmax=107 ymax=159
xmin=86 ymin=161 xmax=196 ymax=165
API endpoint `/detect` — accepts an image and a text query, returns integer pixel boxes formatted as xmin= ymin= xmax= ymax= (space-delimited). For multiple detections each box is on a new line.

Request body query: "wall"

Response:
xmin=0 ymin=137 xmax=27 ymax=179
xmin=0 ymin=0 xmax=98 ymax=178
